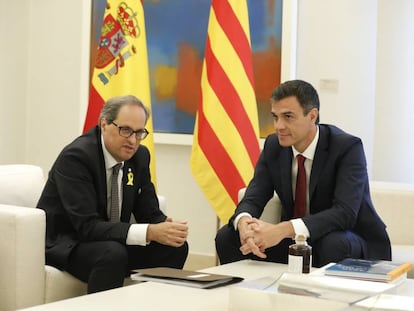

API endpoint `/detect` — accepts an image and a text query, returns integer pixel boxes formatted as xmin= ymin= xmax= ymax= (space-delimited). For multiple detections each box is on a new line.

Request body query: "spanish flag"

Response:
xmin=84 ymin=0 xmax=157 ymax=184
xmin=190 ymin=0 xmax=260 ymax=223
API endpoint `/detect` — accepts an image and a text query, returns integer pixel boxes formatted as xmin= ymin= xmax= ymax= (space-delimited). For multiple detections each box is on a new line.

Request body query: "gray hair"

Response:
xmin=98 ymin=95 xmax=150 ymax=127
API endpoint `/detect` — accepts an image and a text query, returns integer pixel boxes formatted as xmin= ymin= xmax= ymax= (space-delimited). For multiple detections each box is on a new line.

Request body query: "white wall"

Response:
xmin=0 ymin=0 xmax=29 ymax=163
xmin=155 ymin=142 xmax=218 ymax=255
xmin=296 ymin=0 xmax=377 ymax=173
xmin=1 ymin=0 xmax=414 ymax=259
xmin=25 ymin=0 xmax=91 ymax=171
xmin=373 ymin=0 xmax=414 ymax=182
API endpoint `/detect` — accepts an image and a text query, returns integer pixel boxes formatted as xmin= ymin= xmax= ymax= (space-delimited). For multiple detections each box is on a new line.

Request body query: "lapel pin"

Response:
xmin=127 ymin=168 xmax=134 ymax=186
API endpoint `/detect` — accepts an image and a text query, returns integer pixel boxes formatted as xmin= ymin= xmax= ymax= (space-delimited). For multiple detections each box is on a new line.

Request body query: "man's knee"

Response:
xmin=97 ymin=241 xmax=128 ymax=267
xmin=173 ymin=241 xmax=189 ymax=268
xmin=67 ymin=241 xmax=129 ymax=293
xmin=136 ymin=241 xmax=189 ymax=269
xmin=215 ymin=225 xmax=245 ymax=264
xmin=312 ymin=231 xmax=364 ymax=267
xmin=215 ymin=226 xmax=238 ymax=249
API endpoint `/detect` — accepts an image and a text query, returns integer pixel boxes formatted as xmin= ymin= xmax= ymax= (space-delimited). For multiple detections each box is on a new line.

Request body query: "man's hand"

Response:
xmin=237 ymin=216 xmax=266 ymax=258
xmin=237 ymin=216 xmax=258 ymax=243
xmin=239 ymin=219 xmax=295 ymax=258
xmin=147 ymin=217 xmax=188 ymax=247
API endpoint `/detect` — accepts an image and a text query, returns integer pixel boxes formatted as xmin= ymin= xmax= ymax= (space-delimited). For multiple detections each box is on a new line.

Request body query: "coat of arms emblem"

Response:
xmin=94 ymin=3 xmax=140 ymax=84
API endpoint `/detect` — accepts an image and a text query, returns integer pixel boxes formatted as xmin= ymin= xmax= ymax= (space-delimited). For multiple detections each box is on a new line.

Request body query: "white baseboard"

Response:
xmin=184 ymin=252 xmax=217 ymax=270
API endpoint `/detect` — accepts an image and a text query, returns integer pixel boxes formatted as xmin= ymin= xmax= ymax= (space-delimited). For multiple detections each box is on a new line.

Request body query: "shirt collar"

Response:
xmin=292 ymin=125 xmax=319 ymax=160
xmin=101 ymin=135 xmax=123 ymax=170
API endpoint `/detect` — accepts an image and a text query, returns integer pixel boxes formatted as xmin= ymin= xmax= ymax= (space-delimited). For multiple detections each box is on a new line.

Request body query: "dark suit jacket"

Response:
xmin=231 ymin=124 xmax=391 ymax=260
xmin=37 ymin=126 xmax=166 ymax=270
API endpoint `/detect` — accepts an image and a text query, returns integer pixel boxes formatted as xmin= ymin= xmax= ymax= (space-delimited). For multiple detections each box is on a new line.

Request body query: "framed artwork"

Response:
xmin=91 ymin=0 xmax=285 ymax=138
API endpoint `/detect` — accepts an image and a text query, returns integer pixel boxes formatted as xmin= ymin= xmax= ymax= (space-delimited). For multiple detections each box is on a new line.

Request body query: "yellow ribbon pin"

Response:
xmin=127 ymin=168 xmax=134 ymax=186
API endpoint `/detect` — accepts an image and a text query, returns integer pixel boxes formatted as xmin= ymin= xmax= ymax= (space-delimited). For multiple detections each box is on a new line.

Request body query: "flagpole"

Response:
xmin=215 ymin=216 xmax=221 ymax=266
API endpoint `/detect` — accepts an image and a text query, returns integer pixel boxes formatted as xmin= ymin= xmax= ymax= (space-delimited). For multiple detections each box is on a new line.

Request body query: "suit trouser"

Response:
xmin=215 ymin=225 xmax=366 ymax=267
xmin=67 ymin=240 xmax=188 ymax=293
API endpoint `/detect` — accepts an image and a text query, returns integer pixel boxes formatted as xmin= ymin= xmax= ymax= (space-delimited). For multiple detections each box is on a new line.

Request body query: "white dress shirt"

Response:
xmin=290 ymin=126 xmax=319 ymax=238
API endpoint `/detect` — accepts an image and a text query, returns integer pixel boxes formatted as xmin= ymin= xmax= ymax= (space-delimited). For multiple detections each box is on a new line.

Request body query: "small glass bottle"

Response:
xmin=288 ymin=234 xmax=312 ymax=273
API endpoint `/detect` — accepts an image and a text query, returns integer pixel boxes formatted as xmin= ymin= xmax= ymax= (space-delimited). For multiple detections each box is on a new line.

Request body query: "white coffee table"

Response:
xmin=18 ymin=260 xmax=285 ymax=311
xmin=19 ymin=260 xmax=414 ymax=311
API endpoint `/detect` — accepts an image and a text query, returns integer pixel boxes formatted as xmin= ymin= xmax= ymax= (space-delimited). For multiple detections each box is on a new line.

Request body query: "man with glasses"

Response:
xmin=37 ymin=95 xmax=188 ymax=293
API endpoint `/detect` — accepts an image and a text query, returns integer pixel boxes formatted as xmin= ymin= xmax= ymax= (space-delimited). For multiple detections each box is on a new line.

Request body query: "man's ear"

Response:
xmin=310 ymin=108 xmax=318 ymax=123
xmin=101 ymin=119 xmax=108 ymax=131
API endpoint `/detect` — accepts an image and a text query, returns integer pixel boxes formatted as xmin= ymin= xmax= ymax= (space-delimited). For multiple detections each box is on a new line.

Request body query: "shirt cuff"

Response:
xmin=290 ymin=218 xmax=310 ymax=239
xmin=126 ymin=224 xmax=149 ymax=246
xmin=233 ymin=212 xmax=252 ymax=230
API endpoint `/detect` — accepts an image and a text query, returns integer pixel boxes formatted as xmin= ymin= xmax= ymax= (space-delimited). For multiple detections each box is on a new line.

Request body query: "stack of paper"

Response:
xmin=354 ymin=294 xmax=414 ymax=310
xmin=276 ymin=271 xmax=401 ymax=304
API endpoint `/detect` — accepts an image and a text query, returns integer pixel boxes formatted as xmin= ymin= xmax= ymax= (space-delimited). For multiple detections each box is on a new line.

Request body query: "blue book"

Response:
xmin=324 ymin=258 xmax=412 ymax=282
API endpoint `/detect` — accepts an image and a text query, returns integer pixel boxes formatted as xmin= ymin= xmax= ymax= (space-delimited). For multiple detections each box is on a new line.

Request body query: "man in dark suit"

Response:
xmin=215 ymin=80 xmax=391 ymax=267
xmin=38 ymin=95 xmax=188 ymax=293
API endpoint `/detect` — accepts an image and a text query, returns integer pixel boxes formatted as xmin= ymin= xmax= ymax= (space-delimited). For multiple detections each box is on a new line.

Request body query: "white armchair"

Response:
xmin=0 ymin=164 xmax=167 ymax=311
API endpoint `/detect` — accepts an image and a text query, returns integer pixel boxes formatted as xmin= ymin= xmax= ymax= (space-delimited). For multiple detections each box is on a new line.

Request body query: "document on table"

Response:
xmin=345 ymin=294 xmax=414 ymax=310
xmin=275 ymin=265 xmax=405 ymax=304
xmin=131 ymin=267 xmax=244 ymax=289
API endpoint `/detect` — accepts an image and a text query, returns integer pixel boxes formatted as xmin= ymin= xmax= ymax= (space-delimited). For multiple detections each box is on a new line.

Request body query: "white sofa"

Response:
xmin=238 ymin=181 xmax=414 ymax=279
xmin=0 ymin=164 xmax=166 ymax=311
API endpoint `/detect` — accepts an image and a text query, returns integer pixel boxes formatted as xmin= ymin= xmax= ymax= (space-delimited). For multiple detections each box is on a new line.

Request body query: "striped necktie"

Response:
xmin=110 ymin=163 xmax=122 ymax=223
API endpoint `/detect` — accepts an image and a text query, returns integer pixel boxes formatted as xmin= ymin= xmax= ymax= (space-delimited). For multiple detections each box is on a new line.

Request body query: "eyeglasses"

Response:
xmin=111 ymin=121 xmax=149 ymax=140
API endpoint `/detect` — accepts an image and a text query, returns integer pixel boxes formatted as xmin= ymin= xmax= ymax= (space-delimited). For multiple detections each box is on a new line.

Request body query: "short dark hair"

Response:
xmin=271 ymin=80 xmax=320 ymax=123
xmin=98 ymin=95 xmax=150 ymax=127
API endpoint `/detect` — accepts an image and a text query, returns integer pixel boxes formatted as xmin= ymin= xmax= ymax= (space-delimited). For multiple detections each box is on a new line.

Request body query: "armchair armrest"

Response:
xmin=130 ymin=195 xmax=167 ymax=224
xmin=0 ymin=205 xmax=46 ymax=310
xmin=237 ymin=188 xmax=282 ymax=224
xmin=158 ymin=195 xmax=166 ymax=214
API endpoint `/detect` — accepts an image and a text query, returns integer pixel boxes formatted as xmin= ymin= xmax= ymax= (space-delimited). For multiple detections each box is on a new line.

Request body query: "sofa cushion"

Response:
xmin=44 ymin=265 xmax=87 ymax=303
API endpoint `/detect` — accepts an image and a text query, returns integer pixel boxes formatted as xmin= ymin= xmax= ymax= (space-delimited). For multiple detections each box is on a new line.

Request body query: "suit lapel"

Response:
xmin=120 ymin=163 xmax=136 ymax=222
xmin=95 ymin=127 xmax=111 ymax=220
xmin=310 ymin=126 xmax=329 ymax=199
xmin=280 ymin=147 xmax=294 ymax=208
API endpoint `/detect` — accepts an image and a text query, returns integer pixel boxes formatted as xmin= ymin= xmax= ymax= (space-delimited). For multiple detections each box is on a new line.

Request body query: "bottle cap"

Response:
xmin=295 ymin=234 xmax=306 ymax=242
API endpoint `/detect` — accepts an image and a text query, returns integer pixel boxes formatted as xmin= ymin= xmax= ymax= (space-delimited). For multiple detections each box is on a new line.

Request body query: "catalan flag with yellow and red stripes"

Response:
xmin=190 ymin=0 xmax=260 ymax=223
xmin=84 ymin=0 xmax=157 ymax=185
